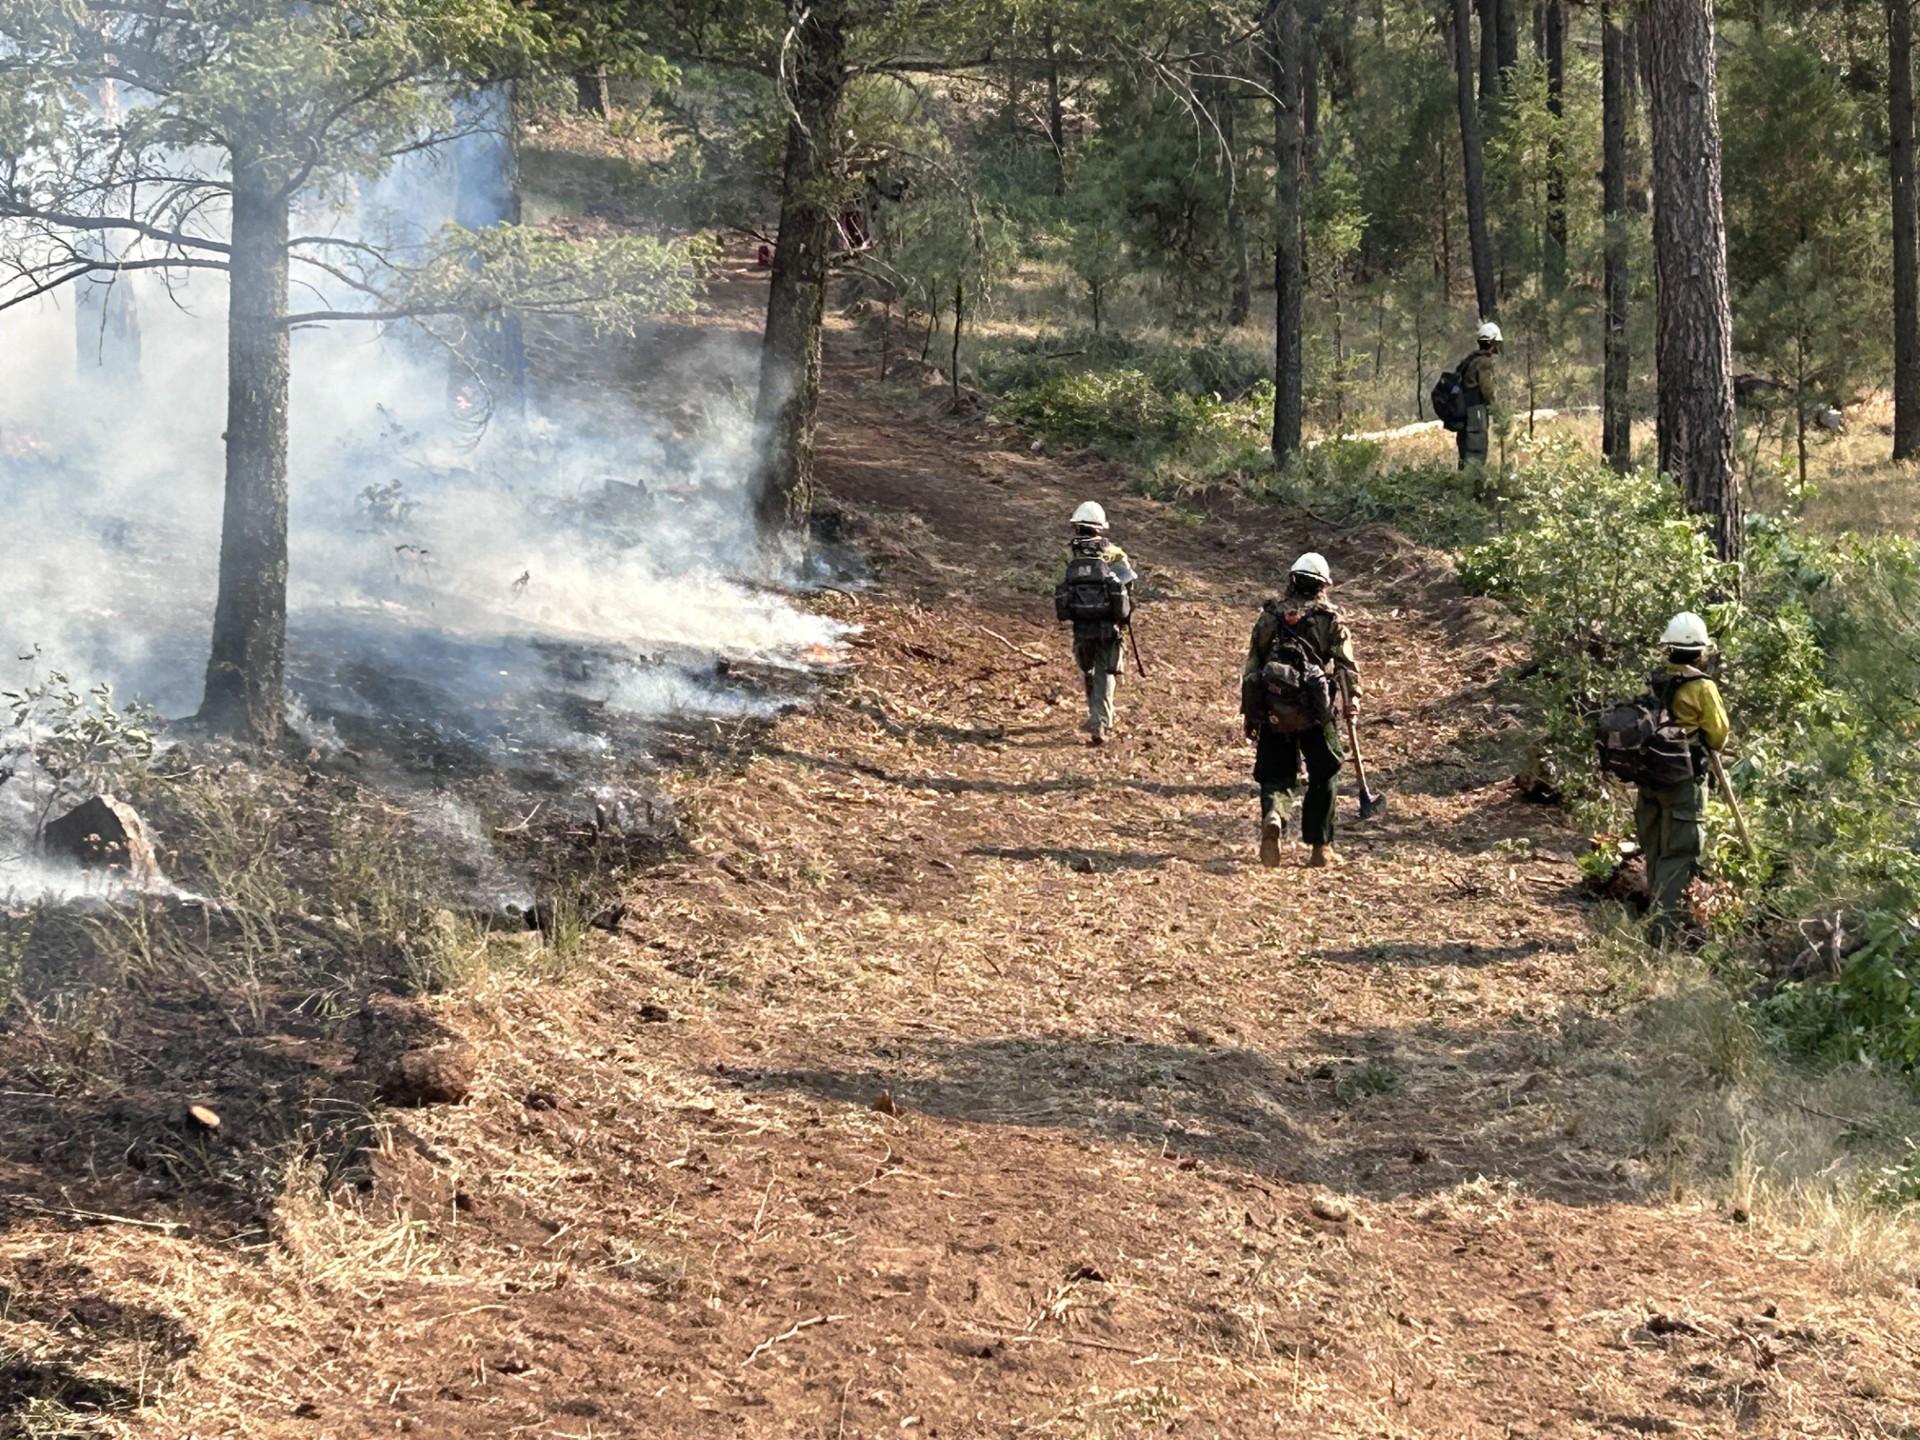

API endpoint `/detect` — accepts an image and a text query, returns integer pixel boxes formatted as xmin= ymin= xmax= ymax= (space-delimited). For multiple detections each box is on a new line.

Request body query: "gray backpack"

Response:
xmin=1595 ymin=669 xmax=1705 ymax=787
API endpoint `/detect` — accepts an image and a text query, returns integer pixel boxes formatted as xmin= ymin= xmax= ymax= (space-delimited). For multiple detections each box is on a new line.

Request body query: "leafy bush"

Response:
xmin=999 ymin=369 xmax=1219 ymax=451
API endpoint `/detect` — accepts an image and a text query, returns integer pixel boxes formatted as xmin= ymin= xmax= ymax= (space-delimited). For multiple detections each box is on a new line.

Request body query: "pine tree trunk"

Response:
xmin=1268 ymin=0 xmax=1307 ymax=461
xmin=1544 ymin=0 xmax=1568 ymax=295
xmin=1478 ymin=0 xmax=1500 ymax=118
xmin=1498 ymin=0 xmax=1520 ymax=83
xmin=1601 ymin=0 xmax=1632 ymax=470
xmin=199 ymin=151 xmax=291 ymax=743
xmin=1454 ymin=0 xmax=1499 ymax=320
xmin=950 ymin=277 xmax=964 ymax=407
xmin=1892 ymin=0 xmax=1920 ymax=459
xmin=1046 ymin=17 xmax=1067 ymax=196
xmin=751 ymin=0 xmax=848 ymax=532
xmin=1649 ymin=0 xmax=1740 ymax=561
xmin=1206 ymin=37 xmax=1253 ymax=327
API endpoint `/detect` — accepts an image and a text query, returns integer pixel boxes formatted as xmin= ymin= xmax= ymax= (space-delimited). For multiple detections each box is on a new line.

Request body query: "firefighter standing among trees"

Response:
xmin=1055 ymin=501 xmax=1137 ymax=746
xmin=1241 ymin=552 xmax=1360 ymax=868
xmin=1456 ymin=321 xmax=1502 ymax=470
xmin=1634 ymin=611 xmax=1732 ymax=940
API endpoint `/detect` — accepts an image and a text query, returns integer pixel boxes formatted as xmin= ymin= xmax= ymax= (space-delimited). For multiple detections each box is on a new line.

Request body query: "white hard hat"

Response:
xmin=1290 ymin=551 xmax=1331 ymax=584
xmin=1660 ymin=611 xmax=1710 ymax=648
xmin=1070 ymin=500 xmax=1108 ymax=529
xmin=1477 ymin=320 xmax=1504 ymax=344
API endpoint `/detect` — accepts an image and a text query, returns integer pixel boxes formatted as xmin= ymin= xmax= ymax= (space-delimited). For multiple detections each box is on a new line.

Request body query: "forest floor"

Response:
xmin=7 ymin=274 xmax=1920 ymax=1440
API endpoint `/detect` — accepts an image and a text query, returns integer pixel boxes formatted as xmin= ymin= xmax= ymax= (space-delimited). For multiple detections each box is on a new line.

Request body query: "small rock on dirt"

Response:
xmin=871 ymin=1090 xmax=900 ymax=1117
xmin=637 ymin=1002 xmax=671 ymax=1023
xmin=41 ymin=795 xmax=166 ymax=888
xmin=1310 ymin=1194 xmax=1353 ymax=1223
xmin=185 ymin=1104 xmax=222 ymax=1132
xmin=381 ymin=1044 xmax=477 ymax=1107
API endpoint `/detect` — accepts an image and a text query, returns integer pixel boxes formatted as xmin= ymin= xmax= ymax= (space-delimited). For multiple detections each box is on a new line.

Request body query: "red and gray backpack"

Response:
xmin=1595 ymin=668 xmax=1707 ymax=787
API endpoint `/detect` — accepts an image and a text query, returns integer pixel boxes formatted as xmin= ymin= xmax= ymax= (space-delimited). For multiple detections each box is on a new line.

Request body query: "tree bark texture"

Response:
xmin=199 ymin=151 xmax=292 ymax=742
xmin=1454 ymin=0 xmax=1499 ymax=319
xmin=1892 ymin=0 xmax=1920 ymax=458
xmin=1268 ymin=0 xmax=1307 ymax=461
xmin=1497 ymin=0 xmax=1520 ymax=82
xmin=1544 ymin=0 xmax=1568 ymax=295
xmin=1478 ymin=0 xmax=1500 ymax=118
xmin=1602 ymin=0 xmax=1631 ymax=469
xmin=1649 ymin=0 xmax=1740 ymax=560
xmin=752 ymin=0 xmax=849 ymax=532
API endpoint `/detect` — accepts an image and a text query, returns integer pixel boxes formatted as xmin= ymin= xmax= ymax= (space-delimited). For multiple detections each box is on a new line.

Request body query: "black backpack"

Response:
xmin=1431 ymin=368 xmax=1470 ymax=431
xmin=1595 ymin=668 xmax=1706 ymax=787
xmin=1258 ymin=605 xmax=1335 ymax=733
xmin=1055 ymin=540 xmax=1132 ymax=627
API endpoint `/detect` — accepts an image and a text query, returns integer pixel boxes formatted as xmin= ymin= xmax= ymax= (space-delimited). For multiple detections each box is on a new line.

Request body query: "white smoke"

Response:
xmin=0 ymin=166 xmax=850 ymax=895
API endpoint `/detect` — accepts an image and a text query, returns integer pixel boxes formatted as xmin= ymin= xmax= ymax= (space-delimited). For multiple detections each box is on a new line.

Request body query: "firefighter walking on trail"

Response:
xmin=1241 ymin=553 xmax=1360 ymax=868
xmin=1451 ymin=321 xmax=1501 ymax=470
xmin=1054 ymin=501 xmax=1136 ymax=746
xmin=1630 ymin=612 xmax=1731 ymax=939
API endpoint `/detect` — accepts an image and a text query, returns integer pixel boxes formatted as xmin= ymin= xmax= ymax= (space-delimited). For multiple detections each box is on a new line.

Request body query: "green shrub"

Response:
xmin=1000 ymin=369 xmax=1216 ymax=451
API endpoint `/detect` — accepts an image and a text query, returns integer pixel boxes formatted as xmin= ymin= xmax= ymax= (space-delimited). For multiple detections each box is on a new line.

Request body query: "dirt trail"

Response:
xmin=18 ymin=289 xmax=1920 ymax=1439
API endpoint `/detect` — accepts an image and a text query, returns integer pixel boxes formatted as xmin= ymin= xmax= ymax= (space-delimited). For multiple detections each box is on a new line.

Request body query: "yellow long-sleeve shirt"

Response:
xmin=1665 ymin=665 xmax=1730 ymax=752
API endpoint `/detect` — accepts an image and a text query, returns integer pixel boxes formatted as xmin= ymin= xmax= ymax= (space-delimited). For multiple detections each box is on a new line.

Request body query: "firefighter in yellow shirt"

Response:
xmin=1638 ymin=611 xmax=1732 ymax=938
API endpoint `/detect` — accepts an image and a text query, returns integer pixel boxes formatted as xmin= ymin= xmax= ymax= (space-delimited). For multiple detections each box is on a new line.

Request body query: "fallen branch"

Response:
xmin=970 ymin=622 xmax=1049 ymax=665
xmin=743 ymin=1312 xmax=849 ymax=1366
xmin=6 ymin=1196 xmax=188 ymax=1234
xmin=974 ymin=1324 xmax=1146 ymax=1357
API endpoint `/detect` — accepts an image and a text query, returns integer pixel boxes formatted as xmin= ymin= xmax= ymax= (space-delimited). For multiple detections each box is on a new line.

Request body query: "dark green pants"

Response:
xmin=1457 ymin=404 xmax=1489 ymax=468
xmin=1636 ymin=777 xmax=1706 ymax=935
xmin=1073 ymin=630 xmax=1123 ymax=733
xmin=1255 ymin=722 xmax=1343 ymax=845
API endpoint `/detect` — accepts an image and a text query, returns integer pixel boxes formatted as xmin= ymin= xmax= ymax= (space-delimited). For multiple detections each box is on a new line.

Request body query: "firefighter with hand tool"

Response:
xmin=1241 ymin=552 xmax=1361 ymax=869
xmin=1594 ymin=611 xmax=1734 ymax=943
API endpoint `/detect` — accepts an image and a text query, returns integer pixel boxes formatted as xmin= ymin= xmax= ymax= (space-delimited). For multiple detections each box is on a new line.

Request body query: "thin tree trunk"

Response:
xmin=1046 ymin=17 xmax=1067 ymax=195
xmin=199 ymin=151 xmax=291 ymax=743
xmin=1454 ymin=0 xmax=1499 ymax=319
xmin=1602 ymin=0 xmax=1632 ymax=470
xmin=1650 ymin=0 xmax=1740 ymax=561
xmin=1544 ymin=0 xmax=1568 ymax=295
xmin=1892 ymin=0 xmax=1920 ymax=458
xmin=1415 ymin=303 xmax=1427 ymax=418
xmin=1268 ymin=0 xmax=1307 ymax=461
xmin=950 ymin=277 xmax=964 ymax=407
xmin=752 ymin=0 xmax=848 ymax=532
xmin=1221 ymin=63 xmax=1252 ymax=326
xmin=1623 ymin=10 xmax=1650 ymax=213
xmin=1795 ymin=331 xmax=1810 ymax=503
xmin=574 ymin=67 xmax=609 ymax=116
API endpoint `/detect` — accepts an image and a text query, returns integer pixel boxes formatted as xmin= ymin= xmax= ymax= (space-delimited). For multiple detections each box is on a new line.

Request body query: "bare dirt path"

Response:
xmin=17 ymin=289 xmax=1919 ymax=1439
